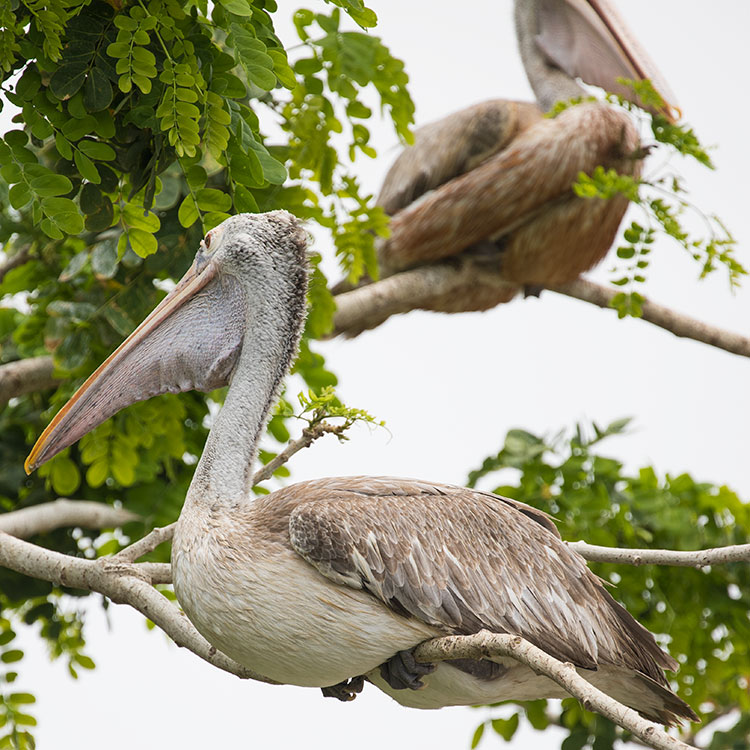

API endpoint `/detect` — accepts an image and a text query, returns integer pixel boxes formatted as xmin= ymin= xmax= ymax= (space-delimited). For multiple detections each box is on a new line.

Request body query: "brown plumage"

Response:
xmin=351 ymin=0 xmax=678 ymax=318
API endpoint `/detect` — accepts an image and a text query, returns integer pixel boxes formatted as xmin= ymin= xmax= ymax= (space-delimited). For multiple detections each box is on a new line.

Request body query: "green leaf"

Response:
xmin=127 ymin=228 xmax=158 ymax=257
xmin=195 ymin=188 xmax=232 ymax=213
xmin=491 ymin=714 xmax=519 ymax=741
xmin=233 ymin=185 xmax=258 ymax=213
xmin=178 ymin=194 xmax=199 ymax=228
xmin=41 ymin=197 xmax=85 ymax=234
xmin=219 ymin=0 xmax=253 ymax=15
xmin=8 ymin=183 xmax=33 ymax=210
xmin=470 ymin=722 xmax=485 ymax=749
xmin=91 ymin=237 xmax=118 ymax=278
xmin=50 ymin=62 xmax=88 ymax=100
xmin=78 ymin=140 xmax=116 ymax=161
xmin=50 ymin=455 xmax=81 ymax=495
xmin=29 ymin=173 xmax=73 ymax=197
xmin=0 ymin=650 xmax=22 ymax=664
xmin=83 ymin=67 xmax=113 ymax=111
xmin=61 ymin=114 xmax=98 ymax=141
xmin=9 ymin=694 xmax=36 ymax=705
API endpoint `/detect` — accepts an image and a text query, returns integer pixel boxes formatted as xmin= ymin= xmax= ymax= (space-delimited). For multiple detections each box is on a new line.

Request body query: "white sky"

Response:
xmin=5 ymin=1 xmax=750 ymax=748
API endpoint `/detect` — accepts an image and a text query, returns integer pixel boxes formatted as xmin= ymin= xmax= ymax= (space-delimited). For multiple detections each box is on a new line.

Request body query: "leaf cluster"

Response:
xmin=0 ymin=0 xmax=412 ymax=732
xmin=468 ymin=420 xmax=750 ymax=748
xmin=555 ymin=80 xmax=745 ymax=313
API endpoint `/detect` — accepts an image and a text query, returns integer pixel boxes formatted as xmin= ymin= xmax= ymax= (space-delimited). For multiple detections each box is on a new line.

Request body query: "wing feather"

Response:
xmin=287 ymin=476 xmax=675 ymax=684
xmin=377 ymin=99 xmax=542 ymax=216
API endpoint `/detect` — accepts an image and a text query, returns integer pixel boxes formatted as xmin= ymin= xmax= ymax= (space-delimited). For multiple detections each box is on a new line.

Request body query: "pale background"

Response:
xmin=4 ymin=1 xmax=749 ymax=748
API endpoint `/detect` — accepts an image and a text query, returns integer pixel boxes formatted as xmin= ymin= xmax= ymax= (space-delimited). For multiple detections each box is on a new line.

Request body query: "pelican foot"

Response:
xmin=321 ymin=675 xmax=365 ymax=702
xmin=523 ymin=284 xmax=544 ymax=298
xmin=379 ymin=648 xmax=436 ymax=691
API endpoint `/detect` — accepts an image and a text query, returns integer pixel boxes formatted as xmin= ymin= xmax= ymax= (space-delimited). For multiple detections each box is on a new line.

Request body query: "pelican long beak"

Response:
xmin=537 ymin=0 xmax=681 ymax=121
xmin=25 ymin=253 xmax=226 ymax=474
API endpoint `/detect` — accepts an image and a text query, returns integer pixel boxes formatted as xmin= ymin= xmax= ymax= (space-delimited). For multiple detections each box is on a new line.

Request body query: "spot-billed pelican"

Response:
xmin=25 ymin=213 xmax=695 ymax=724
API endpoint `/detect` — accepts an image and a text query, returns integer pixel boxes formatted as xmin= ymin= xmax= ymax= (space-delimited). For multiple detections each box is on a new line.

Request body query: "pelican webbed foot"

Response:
xmin=379 ymin=648 xmax=436 ymax=690
xmin=321 ymin=675 xmax=365 ymax=702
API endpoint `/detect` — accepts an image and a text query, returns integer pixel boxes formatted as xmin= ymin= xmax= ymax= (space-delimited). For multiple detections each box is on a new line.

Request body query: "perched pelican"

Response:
xmin=26 ymin=213 xmax=696 ymax=724
xmin=369 ymin=0 xmax=679 ymax=312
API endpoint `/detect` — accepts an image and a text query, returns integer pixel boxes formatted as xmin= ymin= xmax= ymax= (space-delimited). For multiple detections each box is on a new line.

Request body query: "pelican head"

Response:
xmin=516 ymin=0 xmax=680 ymax=120
xmin=25 ymin=211 xmax=308 ymax=474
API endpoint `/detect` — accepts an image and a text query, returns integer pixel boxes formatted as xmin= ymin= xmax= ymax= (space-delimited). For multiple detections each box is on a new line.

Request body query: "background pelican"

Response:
xmin=364 ymin=0 xmax=679 ymax=313
xmin=26 ymin=212 xmax=696 ymax=725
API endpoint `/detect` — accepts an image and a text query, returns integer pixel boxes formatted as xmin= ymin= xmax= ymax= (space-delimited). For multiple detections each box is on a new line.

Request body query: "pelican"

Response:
xmin=25 ymin=212 xmax=696 ymax=724
xmin=369 ymin=0 xmax=679 ymax=312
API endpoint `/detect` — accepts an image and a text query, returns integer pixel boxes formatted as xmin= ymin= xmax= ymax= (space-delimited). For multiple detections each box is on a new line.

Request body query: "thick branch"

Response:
xmin=330 ymin=264 xmax=750 ymax=359
xmin=0 ymin=531 xmax=273 ymax=683
xmin=414 ymin=631 xmax=696 ymax=750
xmin=0 ymin=499 xmax=139 ymax=539
xmin=0 ymin=356 xmax=58 ymax=405
xmin=571 ymin=540 xmax=750 ymax=568
xmin=552 ymin=278 xmax=750 ymax=358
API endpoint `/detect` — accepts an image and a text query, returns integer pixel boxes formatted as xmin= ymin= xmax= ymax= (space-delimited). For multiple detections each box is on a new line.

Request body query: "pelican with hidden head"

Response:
xmin=351 ymin=0 xmax=680 ymax=317
xmin=26 ymin=211 xmax=697 ymax=724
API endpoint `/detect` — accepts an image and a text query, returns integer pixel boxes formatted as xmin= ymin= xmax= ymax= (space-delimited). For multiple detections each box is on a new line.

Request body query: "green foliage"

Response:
xmin=555 ymin=80 xmax=744 ymax=315
xmin=0 ymin=0 xmax=412 ymax=739
xmin=468 ymin=420 xmax=750 ymax=748
xmin=294 ymin=385 xmax=385 ymax=432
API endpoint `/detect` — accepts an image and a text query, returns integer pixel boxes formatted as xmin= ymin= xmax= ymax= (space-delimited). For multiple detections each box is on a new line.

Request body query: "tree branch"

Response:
xmin=252 ymin=422 xmax=346 ymax=485
xmin=0 ymin=531 xmax=274 ymax=683
xmin=0 ymin=499 xmax=139 ymax=539
xmin=330 ymin=264 xmax=750 ymax=359
xmin=414 ymin=631 xmax=697 ymax=750
xmin=552 ymin=278 xmax=750 ymax=358
xmin=0 ymin=356 xmax=58 ymax=406
xmin=0 ymin=245 xmax=31 ymax=284
xmin=570 ymin=540 xmax=750 ymax=568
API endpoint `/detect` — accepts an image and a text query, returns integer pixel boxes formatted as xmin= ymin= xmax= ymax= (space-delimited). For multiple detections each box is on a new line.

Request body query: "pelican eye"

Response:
xmin=204 ymin=232 xmax=212 ymax=250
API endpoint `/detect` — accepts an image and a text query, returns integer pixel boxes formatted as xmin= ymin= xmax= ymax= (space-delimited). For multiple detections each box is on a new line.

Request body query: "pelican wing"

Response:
xmin=288 ymin=476 xmax=676 ymax=683
xmin=379 ymin=103 xmax=638 ymax=274
xmin=377 ymin=100 xmax=542 ymax=216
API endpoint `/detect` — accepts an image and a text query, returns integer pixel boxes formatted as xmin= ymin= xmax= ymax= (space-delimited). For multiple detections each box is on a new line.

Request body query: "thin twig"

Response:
xmin=115 ymin=423 xmax=341 ymax=562
xmin=0 ymin=499 xmax=139 ymax=539
xmin=571 ymin=540 xmax=750 ymax=568
xmin=414 ymin=631 xmax=697 ymax=750
xmin=113 ymin=523 xmax=176 ymax=563
xmin=252 ymin=422 xmax=345 ymax=485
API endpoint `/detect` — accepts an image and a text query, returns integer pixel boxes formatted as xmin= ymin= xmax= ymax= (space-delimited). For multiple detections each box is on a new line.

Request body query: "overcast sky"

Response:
xmin=6 ymin=1 xmax=750 ymax=748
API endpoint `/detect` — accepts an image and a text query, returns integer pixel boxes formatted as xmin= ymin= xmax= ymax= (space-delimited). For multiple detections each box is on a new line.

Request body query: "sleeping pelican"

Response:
xmin=367 ymin=0 xmax=679 ymax=313
xmin=25 ymin=213 xmax=696 ymax=724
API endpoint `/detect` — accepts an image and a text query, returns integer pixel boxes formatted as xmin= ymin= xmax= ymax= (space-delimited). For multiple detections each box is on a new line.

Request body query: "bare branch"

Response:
xmin=252 ymin=422 xmax=345 ymax=485
xmin=0 ymin=499 xmax=139 ymax=539
xmin=330 ymin=264 xmax=750 ymax=359
xmin=0 ymin=246 xmax=31 ymax=284
xmin=114 ymin=523 xmax=176 ymax=563
xmin=552 ymin=278 xmax=750 ymax=358
xmin=570 ymin=540 xmax=750 ymax=568
xmin=0 ymin=531 xmax=273 ymax=683
xmin=414 ymin=631 xmax=696 ymax=750
xmin=0 ymin=356 xmax=59 ymax=406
